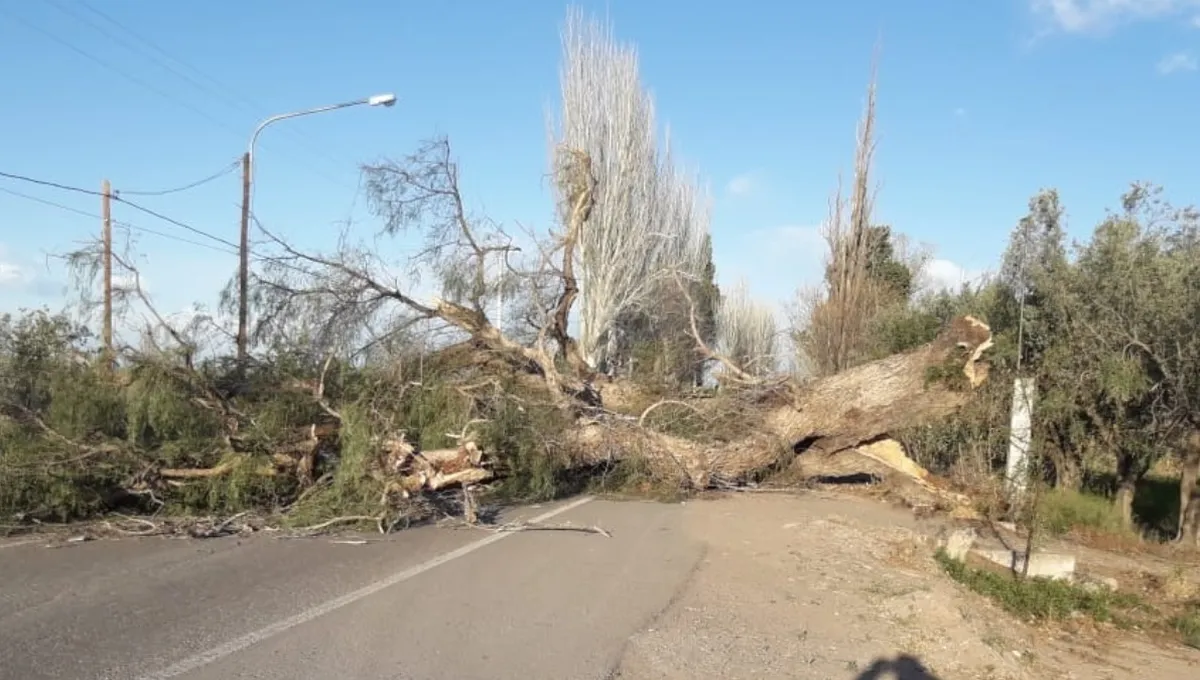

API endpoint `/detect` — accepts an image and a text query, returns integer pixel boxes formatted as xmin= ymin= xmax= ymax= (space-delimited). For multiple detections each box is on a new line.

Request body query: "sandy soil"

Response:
xmin=613 ymin=491 xmax=1200 ymax=680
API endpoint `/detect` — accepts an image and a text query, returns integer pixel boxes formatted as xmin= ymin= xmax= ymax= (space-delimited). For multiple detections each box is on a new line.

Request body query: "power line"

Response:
xmin=46 ymin=0 xmax=237 ymax=107
xmin=115 ymin=159 xmax=240 ymax=197
xmin=0 ymin=170 xmax=97 ymax=197
xmin=0 ymin=185 xmax=97 ymax=219
xmin=67 ymin=1 xmax=365 ymax=181
xmin=114 ymin=196 xmax=240 ymax=250
xmin=2 ymin=5 xmax=358 ymax=192
xmin=113 ymin=221 xmax=238 ymax=256
xmin=75 ymin=1 xmax=264 ymax=114
xmin=0 ymin=169 xmax=237 ymax=249
xmin=0 ymin=170 xmax=340 ymax=275
xmin=0 ymin=6 xmax=248 ymax=141
xmin=0 ymin=183 xmax=234 ymax=254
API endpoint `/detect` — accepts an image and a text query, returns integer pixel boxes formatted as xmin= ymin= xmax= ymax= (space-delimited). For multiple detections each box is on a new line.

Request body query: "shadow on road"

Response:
xmin=854 ymin=654 xmax=941 ymax=679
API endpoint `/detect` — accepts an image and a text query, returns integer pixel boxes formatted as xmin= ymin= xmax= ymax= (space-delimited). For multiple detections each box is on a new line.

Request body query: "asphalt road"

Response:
xmin=0 ymin=497 xmax=703 ymax=680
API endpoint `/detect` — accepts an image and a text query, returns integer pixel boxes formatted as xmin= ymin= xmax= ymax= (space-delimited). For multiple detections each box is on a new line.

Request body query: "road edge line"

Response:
xmin=134 ymin=495 xmax=595 ymax=680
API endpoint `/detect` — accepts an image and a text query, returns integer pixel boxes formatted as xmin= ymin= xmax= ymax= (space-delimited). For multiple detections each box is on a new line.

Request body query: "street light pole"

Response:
xmin=236 ymin=93 xmax=396 ymax=362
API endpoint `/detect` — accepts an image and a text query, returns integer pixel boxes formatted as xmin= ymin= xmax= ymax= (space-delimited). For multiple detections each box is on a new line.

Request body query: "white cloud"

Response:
xmin=920 ymin=258 xmax=988 ymax=294
xmin=0 ymin=245 xmax=66 ymax=302
xmin=1157 ymin=50 xmax=1199 ymax=73
xmin=725 ymin=174 xmax=758 ymax=197
xmin=0 ymin=261 xmax=22 ymax=286
xmin=1031 ymin=0 xmax=1200 ymax=33
xmin=714 ymin=226 xmax=990 ymax=328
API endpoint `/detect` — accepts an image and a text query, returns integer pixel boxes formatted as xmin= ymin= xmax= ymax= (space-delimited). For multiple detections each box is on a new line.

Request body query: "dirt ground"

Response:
xmin=612 ymin=490 xmax=1200 ymax=680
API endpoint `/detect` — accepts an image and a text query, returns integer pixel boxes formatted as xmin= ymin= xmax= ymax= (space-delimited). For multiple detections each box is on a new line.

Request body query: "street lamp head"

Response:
xmin=368 ymin=93 xmax=397 ymax=107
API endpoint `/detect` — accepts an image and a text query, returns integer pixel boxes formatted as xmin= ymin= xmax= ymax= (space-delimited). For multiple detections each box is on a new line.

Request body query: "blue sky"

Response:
xmin=2 ymin=0 xmax=1199 ymax=331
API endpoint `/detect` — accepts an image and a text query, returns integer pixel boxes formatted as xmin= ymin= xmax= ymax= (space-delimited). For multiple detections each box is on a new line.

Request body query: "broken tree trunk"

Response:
xmin=767 ymin=315 xmax=994 ymax=457
xmin=379 ymin=436 xmax=494 ymax=497
xmin=573 ymin=316 xmax=994 ymax=490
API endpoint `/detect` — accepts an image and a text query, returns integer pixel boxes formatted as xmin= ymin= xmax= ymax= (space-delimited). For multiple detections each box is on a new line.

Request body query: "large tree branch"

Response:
xmin=548 ymin=147 xmax=596 ymax=379
xmin=672 ymin=273 xmax=763 ymax=386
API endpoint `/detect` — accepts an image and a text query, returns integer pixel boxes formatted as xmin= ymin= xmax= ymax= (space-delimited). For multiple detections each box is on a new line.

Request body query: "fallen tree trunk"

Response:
xmin=167 ymin=316 xmax=991 ymax=502
xmin=571 ymin=316 xmax=993 ymax=492
xmin=767 ymin=315 xmax=994 ymax=457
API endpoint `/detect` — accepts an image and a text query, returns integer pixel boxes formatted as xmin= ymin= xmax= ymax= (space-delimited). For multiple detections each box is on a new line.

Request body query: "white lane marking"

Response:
xmin=135 ymin=496 xmax=595 ymax=679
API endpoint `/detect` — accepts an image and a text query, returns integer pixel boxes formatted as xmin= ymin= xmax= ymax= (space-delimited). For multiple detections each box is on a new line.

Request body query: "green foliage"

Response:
xmin=1036 ymin=489 xmax=1130 ymax=537
xmin=124 ymin=362 xmax=226 ymax=466
xmin=0 ymin=426 xmax=136 ymax=521
xmin=935 ymin=549 xmax=1144 ymax=624
xmin=897 ymin=378 xmax=1011 ymax=476
xmin=45 ymin=367 xmax=126 ymax=441
xmin=478 ymin=378 xmax=576 ymax=502
xmin=1172 ymin=603 xmax=1200 ymax=649
xmin=938 ymin=549 xmax=1200 ymax=648
xmin=172 ymin=455 xmax=297 ymax=515
xmin=603 ymin=234 xmax=720 ymax=388
xmin=877 ymin=183 xmax=1200 ymax=539
xmin=0 ymin=310 xmax=95 ymax=412
xmin=863 ymin=225 xmax=914 ymax=300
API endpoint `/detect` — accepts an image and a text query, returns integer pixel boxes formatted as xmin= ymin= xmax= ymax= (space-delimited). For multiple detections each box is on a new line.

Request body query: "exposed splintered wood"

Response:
xmin=769 ymin=315 xmax=993 ymax=456
xmin=378 ymin=435 xmax=495 ymax=497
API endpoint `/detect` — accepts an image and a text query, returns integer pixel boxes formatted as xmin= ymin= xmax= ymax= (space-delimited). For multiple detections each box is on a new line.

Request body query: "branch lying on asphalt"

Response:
xmin=488 ymin=521 xmax=612 ymax=538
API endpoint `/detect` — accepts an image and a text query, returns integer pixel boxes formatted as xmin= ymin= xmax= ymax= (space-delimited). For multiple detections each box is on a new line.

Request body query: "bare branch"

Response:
xmin=673 ymin=273 xmax=762 ymax=385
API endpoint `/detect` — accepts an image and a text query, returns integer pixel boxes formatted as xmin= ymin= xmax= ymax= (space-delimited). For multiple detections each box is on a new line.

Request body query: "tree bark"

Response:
xmin=768 ymin=315 xmax=994 ymax=457
xmin=1048 ymin=448 xmax=1082 ymax=491
xmin=1114 ymin=453 xmax=1142 ymax=530
xmin=1178 ymin=432 xmax=1200 ymax=545
xmin=1115 ymin=480 xmax=1137 ymax=529
xmin=575 ymin=315 xmax=995 ymax=491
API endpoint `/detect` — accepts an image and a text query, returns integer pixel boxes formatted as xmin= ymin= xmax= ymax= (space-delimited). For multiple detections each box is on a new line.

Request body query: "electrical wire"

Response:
xmin=0 ymin=184 xmax=235 ymax=254
xmin=66 ymin=0 xmax=365 ymax=181
xmin=0 ymin=170 xmax=100 ymax=197
xmin=115 ymin=196 xmax=240 ymax=250
xmin=0 ymin=7 xmax=248 ymax=141
xmin=3 ymin=4 xmax=358 ymax=191
xmin=0 ymin=185 xmax=97 ymax=220
xmin=115 ymin=159 xmax=240 ymax=197
xmin=48 ymin=0 xmax=251 ymax=115
xmin=1 ymin=169 xmax=237 ymax=249
xmin=0 ymin=170 xmax=338 ymax=275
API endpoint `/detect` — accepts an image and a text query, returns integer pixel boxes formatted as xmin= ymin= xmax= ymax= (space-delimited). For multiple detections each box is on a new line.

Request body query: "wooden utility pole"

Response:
xmin=101 ymin=179 xmax=113 ymax=363
xmin=237 ymin=151 xmax=251 ymax=362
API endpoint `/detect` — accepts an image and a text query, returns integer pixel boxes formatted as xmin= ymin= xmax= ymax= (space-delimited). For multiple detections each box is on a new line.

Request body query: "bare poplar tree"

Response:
xmin=794 ymin=65 xmax=885 ymax=376
xmin=552 ymin=7 xmax=709 ymax=372
xmin=717 ymin=279 xmax=778 ymax=378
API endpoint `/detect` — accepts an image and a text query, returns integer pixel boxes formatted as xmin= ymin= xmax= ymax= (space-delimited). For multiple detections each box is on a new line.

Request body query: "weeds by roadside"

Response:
xmin=1171 ymin=604 xmax=1200 ymax=649
xmin=935 ymin=549 xmax=1143 ymax=624
xmin=934 ymin=548 xmax=1200 ymax=651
